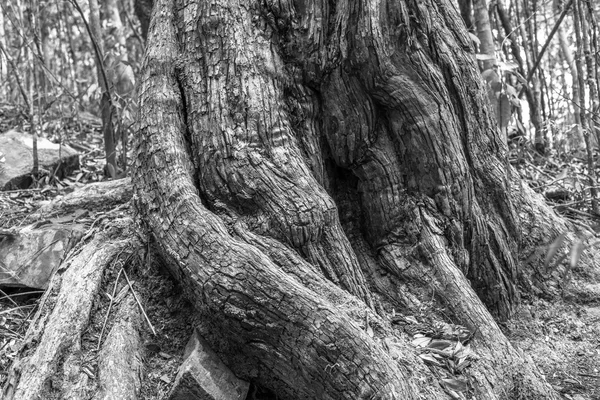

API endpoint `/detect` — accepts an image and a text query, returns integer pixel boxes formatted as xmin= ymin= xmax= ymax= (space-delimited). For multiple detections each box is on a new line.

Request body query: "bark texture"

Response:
xmin=132 ymin=0 xmax=567 ymax=398
xmin=2 ymin=222 xmax=143 ymax=400
xmin=32 ymin=177 xmax=132 ymax=218
xmin=93 ymin=295 xmax=144 ymax=400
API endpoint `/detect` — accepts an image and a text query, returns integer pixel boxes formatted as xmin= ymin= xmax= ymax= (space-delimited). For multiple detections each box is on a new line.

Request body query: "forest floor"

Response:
xmin=0 ymin=104 xmax=599 ymax=399
xmin=505 ymin=141 xmax=600 ymax=400
xmin=507 ymin=298 xmax=600 ymax=400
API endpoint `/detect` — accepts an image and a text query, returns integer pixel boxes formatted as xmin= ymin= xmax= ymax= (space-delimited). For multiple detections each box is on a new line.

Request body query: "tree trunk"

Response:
xmin=554 ymin=0 xmax=583 ymax=149
xmin=457 ymin=0 xmax=474 ymax=32
xmin=133 ymin=0 xmax=153 ymax=40
xmin=3 ymin=0 xmax=594 ymax=398
xmin=517 ymin=0 xmax=544 ymax=152
xmin=38 ymin=0 xmax=52 ymax=102
xmin=577 ymin=0 xmax=600 ymax=150
xmin=0 ymin=6 xmax=7 ymax=99
xmin=88 ymin=0 xmax=117 ymax=176
xmin=130 ymin=0 xmax=566 ymax=398
xmin=473 ymin=0 xmax=496 ymax=71
xmin=554 ymin=0 xmax=579 ymax=116
xmin=573 ymin=0 xmax=599 ymax=213
xmin=496 ymin=0 xmax=545 ymax=146
xmin=104 ymin=0 xmax=128 ymax=59
xmin=60 ymin=1 xmax=79 ymax=95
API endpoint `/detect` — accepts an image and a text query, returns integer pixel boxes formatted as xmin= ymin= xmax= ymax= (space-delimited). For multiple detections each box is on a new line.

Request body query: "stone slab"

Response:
xmin=0 ymin=223 xmax=85 ymax=289
xmin=0 ymin=129 xmax=79 ymax=190
xmin=168 ymin=329 xmax=249 ymax=400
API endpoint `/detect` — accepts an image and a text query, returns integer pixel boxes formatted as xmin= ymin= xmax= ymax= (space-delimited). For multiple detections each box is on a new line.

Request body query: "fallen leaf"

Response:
xmin=441 ymin=378 xmax=468 ymax=392
xmin=412 ymin=336 xmax=431 ymax=348
xmin=427 ymin=339 xmax=453 ymax=351
xmin=419 ymin=353 xmax=441 ymax=366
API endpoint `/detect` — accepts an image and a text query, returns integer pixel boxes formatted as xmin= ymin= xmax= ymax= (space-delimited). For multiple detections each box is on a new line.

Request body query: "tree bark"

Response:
xmin=130 ymin=0 xmax=565 ymax=398
xmin=554 ymin=0 xmax=579 ymax=117
xmin=2 ymin=226 xmax=143 ymax=400
xmin=473 ymin=0 xmax=496 ymax=70
xmin=517 ymin=0 xmax=544 ymax=152
xmin=578 ymin=0 xmax=600 ymax=149
xmin=496 ymin=0 xmax=545 ymax=145
xmin=0 ymin=5 xmax=7 ymax=99
xmin=573 ymin=0 xmax=600 ymax=213
xmin=457 ymin=0 xmax=474 ymax=32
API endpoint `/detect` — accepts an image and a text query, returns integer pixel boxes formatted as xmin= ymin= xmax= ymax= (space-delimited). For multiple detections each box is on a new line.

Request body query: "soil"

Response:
xmin=506 ymin=295 xmax=600 ymax=399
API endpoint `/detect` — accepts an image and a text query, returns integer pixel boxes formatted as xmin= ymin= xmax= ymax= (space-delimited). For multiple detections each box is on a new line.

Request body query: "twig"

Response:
xmin=2 ymin=326 xmax=23 ymax=338
xmin=68 ymin=0 xmax=112 ymax=105
xmin=526 ymin=0 xmax=574 ymax=83
xmin=0 ymin=288 xmax=19 ymax=307
xmin=122 ymin=268 xmax=156 ymax=336
xmin=0 ymin=41 xmax=30 ymax=110
xmin=96 ymin=267 xmax=123 ymax=351
xmin=0 ymin=290 xmax=44 ymax=302
xmin=16 ymin=302 xmax=39 ymax=333
xmin=123 ymin=6 xmax=144 ymax=47
xmin=578 ymin=373 xmax=600 ymax=379
xmin=551 ymin=198 xmax=592 ymax=208
xmin=0 ymin=304 xmax=35 ymax=316
xmin=548 ymin=85 xmax=600 ymax=126
xmin=535 ymin=176 xmax=572 ymax=190
xmin=525 ymin=160 xmax=554 ymax=180
xmin=0 ymin=3 xmax=79 ymax=105
xmin=556 ymin=206 xmax=600 ymax=219
xmin=0 ymin=188 xmax=42 ymax=194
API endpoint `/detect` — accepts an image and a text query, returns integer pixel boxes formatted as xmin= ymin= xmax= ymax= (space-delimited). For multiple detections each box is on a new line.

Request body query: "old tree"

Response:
xmin=4 ymin=0 xmax=595 ymax=399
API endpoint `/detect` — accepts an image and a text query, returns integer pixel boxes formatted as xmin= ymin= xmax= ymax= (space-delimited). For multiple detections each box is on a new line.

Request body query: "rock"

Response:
xmin=0 ymin=223 xmax=85 ymax=289
xmin=516 ymin=306 xmax=533 ymax=320
xmin=587 ymin=306 xmax=600 ymax=319
xmin=168 ymin=329 xmax=249 ymax=400
xmin=0 ymin=130 xmax=79 ymax=190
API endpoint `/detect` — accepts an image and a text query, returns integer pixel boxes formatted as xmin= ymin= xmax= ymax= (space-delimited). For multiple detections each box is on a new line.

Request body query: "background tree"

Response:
xmin=554 ymin=0 xmax=581 ymax=135
xmin=86 ymin=0 xmax=118 ymax=177
xmin=0 ymin=0 xmax=142 ymax=178
xmin=0 ymin=6 xmax=7 ymax=100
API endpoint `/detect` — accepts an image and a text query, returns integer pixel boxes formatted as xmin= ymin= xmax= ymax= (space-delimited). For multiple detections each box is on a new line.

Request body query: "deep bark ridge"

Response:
xmin=133 ymin=0 xmax=559 ymax=398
